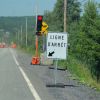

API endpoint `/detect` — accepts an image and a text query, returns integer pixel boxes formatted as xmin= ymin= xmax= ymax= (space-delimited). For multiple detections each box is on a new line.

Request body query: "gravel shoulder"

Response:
xmin=15 ymin=49 xmax=100 ymax=100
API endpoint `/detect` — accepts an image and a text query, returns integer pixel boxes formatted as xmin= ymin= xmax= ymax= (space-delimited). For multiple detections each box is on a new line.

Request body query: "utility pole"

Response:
xmin=26 ymin=17 xmax=28 ymax=47
xmin=64 ymin=0 xmax=67 ymax=32
xmin=16 ymin=31 xmax=17 ymax=43
xmin=18 ymin=30 xmax=19 ymax=46
xmin=21 ymin=25 xmax=23 ymax=45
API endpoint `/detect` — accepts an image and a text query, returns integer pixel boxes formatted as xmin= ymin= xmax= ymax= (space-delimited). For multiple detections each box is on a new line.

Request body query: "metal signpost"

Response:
xmin=46 ymin=32 xmax=68 ymax=87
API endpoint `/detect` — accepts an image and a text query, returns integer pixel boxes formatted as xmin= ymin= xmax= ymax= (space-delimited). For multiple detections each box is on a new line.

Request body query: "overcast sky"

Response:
xmin=0 ymin=0 xmax=57 ymax=16
xmin=0 ymin=0 xmax=99 ymax=16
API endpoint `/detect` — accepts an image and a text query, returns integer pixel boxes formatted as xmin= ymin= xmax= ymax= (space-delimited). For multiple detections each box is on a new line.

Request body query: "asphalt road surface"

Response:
xmin=0 ymin=48 xmax=35 ymax=100
xmin=0 ymin=48 xmax=100 ymax=100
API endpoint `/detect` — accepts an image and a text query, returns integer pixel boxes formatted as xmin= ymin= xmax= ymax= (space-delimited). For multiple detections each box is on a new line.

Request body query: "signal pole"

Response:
xmin=64 ymin=0 xmax=67 ymax=32
xmin=35 ymin=6 xmax=38 ymax=57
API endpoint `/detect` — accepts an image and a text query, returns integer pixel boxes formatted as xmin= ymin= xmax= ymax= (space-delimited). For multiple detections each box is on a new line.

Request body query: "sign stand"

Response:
xmin=46 ymin=32 xmax=67 ymax=88
xmin=54 ymin=59 xmax=58 ymax=85
xmin=46 ymin=59 xmax=65 ymax=88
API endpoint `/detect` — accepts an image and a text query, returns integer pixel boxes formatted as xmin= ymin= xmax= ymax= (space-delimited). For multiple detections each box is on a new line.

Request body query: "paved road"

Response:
xmin=0 ymin=48 xmax=35 ymax=100
xmin=0 ymin=48 xmax=55 ymax=100
xmin=0 ymin=48 xmax=100 ymax=100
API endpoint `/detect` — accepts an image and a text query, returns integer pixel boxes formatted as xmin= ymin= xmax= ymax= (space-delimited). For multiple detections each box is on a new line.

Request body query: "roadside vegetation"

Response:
xmin=43 ymin=0 xmax=100 ymax=90
xmin=0 ymin=0 xmax=100 ymax=90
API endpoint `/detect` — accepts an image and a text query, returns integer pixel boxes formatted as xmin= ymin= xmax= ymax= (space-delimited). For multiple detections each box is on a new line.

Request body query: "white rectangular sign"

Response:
xmin=47 ymin=32 xmax=67 ymax=59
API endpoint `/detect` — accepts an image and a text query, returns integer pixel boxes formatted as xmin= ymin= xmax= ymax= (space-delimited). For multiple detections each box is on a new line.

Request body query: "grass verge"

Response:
xmin=58 ymin=54 xmax=100 ymax=90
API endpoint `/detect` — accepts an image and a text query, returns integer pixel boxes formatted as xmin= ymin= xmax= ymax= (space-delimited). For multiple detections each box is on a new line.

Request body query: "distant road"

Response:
xmin=0 ymin=48 xmax=35 ymax=100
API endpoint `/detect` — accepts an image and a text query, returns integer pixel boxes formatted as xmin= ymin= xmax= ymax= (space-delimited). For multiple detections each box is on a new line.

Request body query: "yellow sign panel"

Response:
xmin=42 ymin=22 xmax=48 ymax=27
xmin=41 ymin=22 xmax=48 ymax=32
xmin=44 ymin=30 xmax=48 ymax=35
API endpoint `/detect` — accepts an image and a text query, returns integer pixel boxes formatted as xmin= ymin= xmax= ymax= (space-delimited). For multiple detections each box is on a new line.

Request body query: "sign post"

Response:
xmin=54 ymin=59 xmax=58 ymax=85
xmin=46 ymin=32 xmax=68 ymax=87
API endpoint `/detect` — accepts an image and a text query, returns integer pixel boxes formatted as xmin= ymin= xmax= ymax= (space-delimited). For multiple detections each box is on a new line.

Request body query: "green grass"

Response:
xmin=18 ymin=46 xmax=43 ymax=57
xmin=58 ymin=55 xmax=100 ymax=90
xmin=18 ymin=46 xmax=35 ymax=55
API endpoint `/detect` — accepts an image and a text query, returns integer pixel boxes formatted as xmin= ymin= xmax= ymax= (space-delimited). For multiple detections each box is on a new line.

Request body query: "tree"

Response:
xmin=77 ymin=0 xmax=100 ymax=81
xmin=43 ymin=0 xmax=81 ymax=32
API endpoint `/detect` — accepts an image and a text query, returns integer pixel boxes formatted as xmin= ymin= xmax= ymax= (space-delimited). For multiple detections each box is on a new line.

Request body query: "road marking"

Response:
xmin=10 ymin=49 xmax=41 ymax=100
xmin=18 ymin=66 xmax=41 ymax=100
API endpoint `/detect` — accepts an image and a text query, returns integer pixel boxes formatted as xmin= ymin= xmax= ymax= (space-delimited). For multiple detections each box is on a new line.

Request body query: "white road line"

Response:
xmin=18 ymin=66 xmax=41 ymax=100
xmin=10 ymin=49 xmax=20 ymax=66
xmin=10 ymin=49 xmax=41 ymax=100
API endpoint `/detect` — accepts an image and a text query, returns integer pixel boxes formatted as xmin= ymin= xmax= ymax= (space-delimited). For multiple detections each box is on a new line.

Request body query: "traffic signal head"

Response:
xmin=37 ymin=15 xmax=43 ymax=32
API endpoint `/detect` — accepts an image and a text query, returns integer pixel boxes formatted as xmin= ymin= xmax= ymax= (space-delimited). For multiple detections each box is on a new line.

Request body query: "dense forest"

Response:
xmin=0 ymin=0 xmax=100 ymax=88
